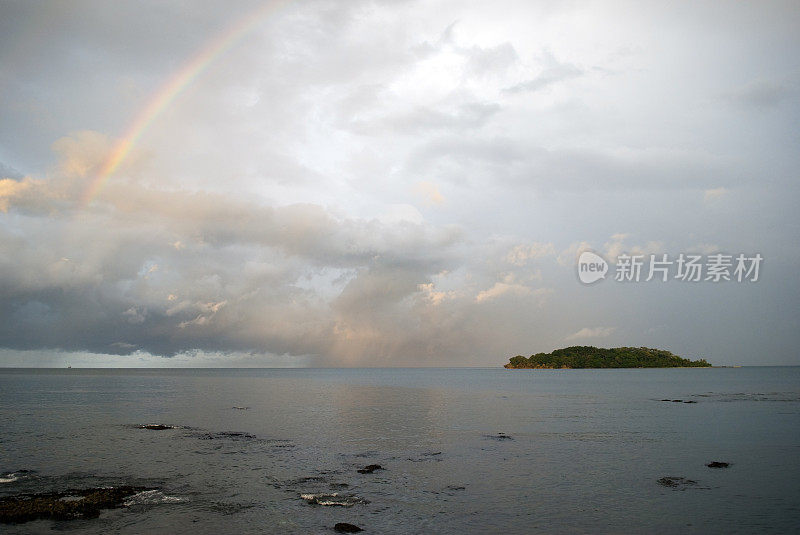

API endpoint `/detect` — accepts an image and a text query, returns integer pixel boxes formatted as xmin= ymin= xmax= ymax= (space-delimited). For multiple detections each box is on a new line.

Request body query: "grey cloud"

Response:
xmin=725 ymin=80 xmax=793 ymax=108
xmin=406 ymin=136 xmax=741 ymax=192
xmin=1 ymin=0 xmax=799 ymax=366
xmin=0 ymin=162 xmax=23 ymax=179
xmin=345 ymin=101 xmax=501 ymax=136
xmin=0 ymin=141 xmax=469 ymax=360
xmin=0 ymin=156 xmax=560 ymax=364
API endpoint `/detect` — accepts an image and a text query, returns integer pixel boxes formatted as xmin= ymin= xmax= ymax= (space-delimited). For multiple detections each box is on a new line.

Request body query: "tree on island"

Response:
xmin=505 ymin=346 xmax=711 ymax=369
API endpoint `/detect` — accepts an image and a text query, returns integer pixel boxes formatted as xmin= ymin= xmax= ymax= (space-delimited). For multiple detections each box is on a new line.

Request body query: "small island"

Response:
xmin=504 ymin=346 xmax=711 ymax=369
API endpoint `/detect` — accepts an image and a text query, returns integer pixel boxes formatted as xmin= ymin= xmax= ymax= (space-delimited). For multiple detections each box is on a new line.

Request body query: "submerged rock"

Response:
xmin=198 ymin=431 xmax=256 ymax=440
xmin=707 ymin=461 xmax=730 ymax=468
xmin=334 ymin=522 xmax=364 ymax=533
xmin=139 ymin=424 xmax=175 ymax=430
xmin=300 ymin=493 xmax=368 ymax=507
xmin=657 ymin=477 xmax=698 ymax=490
xmin=356 ymin=464 xmax=383 ymax=474
xmin=484 ymin=432 xmax=514 ymax=440
xmin=231 ymin=406 xmax=250 ymax=410
xmin=0 ymin=486 xmax=151 ymax=524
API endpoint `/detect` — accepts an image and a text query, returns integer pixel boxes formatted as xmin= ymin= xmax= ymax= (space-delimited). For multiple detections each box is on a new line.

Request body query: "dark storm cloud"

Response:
xmin=0 ymin=140 xmax=467 ymax=360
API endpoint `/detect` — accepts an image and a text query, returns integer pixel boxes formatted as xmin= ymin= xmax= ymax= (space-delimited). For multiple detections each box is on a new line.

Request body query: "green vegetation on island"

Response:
xmin=505 ymin=346 xmax=711 ymax=369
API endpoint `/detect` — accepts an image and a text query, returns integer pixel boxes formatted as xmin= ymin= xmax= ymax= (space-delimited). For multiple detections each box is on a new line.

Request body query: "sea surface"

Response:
xmin=1 ymin=367 xmax=799 ymax=534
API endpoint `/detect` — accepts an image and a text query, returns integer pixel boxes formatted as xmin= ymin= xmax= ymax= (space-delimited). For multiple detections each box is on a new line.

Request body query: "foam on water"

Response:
xmin=124 ymin=489 xmax=186 ymax=506
xmin=300 ymin=492 xmax=368 ymax=507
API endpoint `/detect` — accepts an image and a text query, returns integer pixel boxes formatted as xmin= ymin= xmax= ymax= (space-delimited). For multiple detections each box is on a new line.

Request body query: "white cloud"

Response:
xmin=378 ymin=204 xmax=425 ymax=225
xmin=603 ymin=235 xmax=664 ymax=260
xmin=506 ymin=242 xmax=556 ymax=266
xmin=475 ymin=281 xmax=531 ymax=303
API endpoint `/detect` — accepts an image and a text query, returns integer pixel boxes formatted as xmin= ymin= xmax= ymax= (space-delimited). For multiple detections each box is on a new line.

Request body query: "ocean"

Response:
xmin=1 ymin=367 xmax=798 ymax=533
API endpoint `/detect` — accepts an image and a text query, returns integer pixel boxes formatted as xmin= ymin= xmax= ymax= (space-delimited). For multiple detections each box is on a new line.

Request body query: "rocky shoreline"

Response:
xmin=0 ymin=486 xmax=152 ymax=524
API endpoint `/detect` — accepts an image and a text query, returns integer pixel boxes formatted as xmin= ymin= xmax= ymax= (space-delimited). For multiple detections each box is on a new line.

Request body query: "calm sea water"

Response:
xmin=0 ymin=367 xmax=799 ymax=534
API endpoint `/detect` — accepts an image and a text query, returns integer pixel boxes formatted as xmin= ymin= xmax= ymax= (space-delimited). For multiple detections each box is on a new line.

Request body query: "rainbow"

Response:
xmin=82 ymin=0 xmax=288 ymax=206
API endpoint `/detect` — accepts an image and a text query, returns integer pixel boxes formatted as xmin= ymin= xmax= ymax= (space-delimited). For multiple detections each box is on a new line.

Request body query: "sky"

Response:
xmin=0 ymin=0 xmax=798 ymax=367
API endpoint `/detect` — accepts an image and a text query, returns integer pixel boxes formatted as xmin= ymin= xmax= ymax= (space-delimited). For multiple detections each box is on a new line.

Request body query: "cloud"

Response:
xmin=475 ymin=281 xmax=531 ymax=303
xmin=378 ymin=204 xmax=426 ymax=224
xmin=703 ymin=187 xmax=728 ymax=202
xmin=0 ymin=162 xmax=23 ymax=180
xmin=1 ymin=0 xmax=799 ymax=366
xmin=565 ymin=327 xmax=616 ymax=341
xmin=689 ymin=243 xmax=721 ymax=255
xmin=603 ymin=235 xmax=664 ymax=261
xmin=51 ymin=130 xmax=115 ymax=179
xmin=506 ymin=242 xmax=556 ymax=266
xmin=0 ymin=178 xmax=30 ymax=212
xmin=351 ymin=102 xmax=501 ymax=136
xmin=405 ymin=137 xmax=740 ymax=195
xmin=416 ymin=282 xmax=455 ymax=306
xmin=557 ymin=241 xmax=594 ymax=267
xmin=413 ymin=181 xmax=445 ymax=205
xmin=0 ymin=132 xmax=477 ymax=363
xmin=557 ymin=235 xmax=668 ymax=268
xmin=725 ymin=80 xmax=792 ymax=108
xmin=474 ymin=273 xmax=551 ymax=304
xmin=504 ymin=51 xmax=583 ymax=93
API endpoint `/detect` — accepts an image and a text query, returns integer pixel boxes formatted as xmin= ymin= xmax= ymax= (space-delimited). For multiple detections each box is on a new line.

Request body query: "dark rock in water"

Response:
xmin=357 ymin=464 xmax=383 ymax=474
xmin=301 ymin=493 xmax=368 ymax=507
xmin=0 ymin=486 xmax=151 ymax=524
xmin=660 ymin=399 xmax=671 ymax=401
xmin=484 ymin=432 xmax=513 ymax=440
xmin=671 ymin=400 xmax=683 ymax=403
xmin=707 ymin=461 xmax=730 ymax=468
xmin=683 ymin=400 xmax=697 ymax=404
xmin=199 ymin=431 xmax=256 ymax=440
xmin=408 ymin=454 xmax=443 ymax=463
xmin=139 ymin=424 xmax=174 ymax=430
xmin=231 ymin=406 xmax=250 ymax=410
xmin=334 ymin=522 xmax=364 ymax=533
xmin=657 ymin=476 xmax=698 ymax=490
